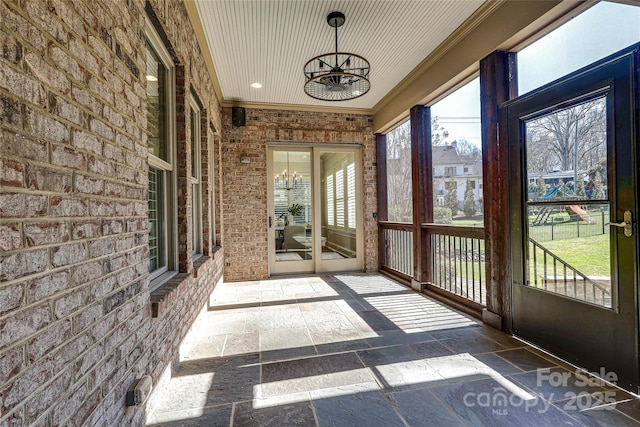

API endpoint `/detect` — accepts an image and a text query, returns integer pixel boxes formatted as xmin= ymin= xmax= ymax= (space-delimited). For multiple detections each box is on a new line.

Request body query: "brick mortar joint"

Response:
xmin=0 ymin=249 xmax=148 ymax=291
xmin=0 ymin=238 xmax=146 ymax=257
xmin=0 ymin=187 xmax=150 ymax=202
xmin=0 ymin=295 xmax=151 ymax=354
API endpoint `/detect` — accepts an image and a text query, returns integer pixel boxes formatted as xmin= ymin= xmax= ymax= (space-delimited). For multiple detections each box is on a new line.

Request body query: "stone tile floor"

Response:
xmin=146 ymin=273 xmax=640 ymax=426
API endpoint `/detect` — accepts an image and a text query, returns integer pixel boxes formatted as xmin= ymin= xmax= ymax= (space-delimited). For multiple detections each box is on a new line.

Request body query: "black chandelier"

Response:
xmin=303 ymin=11 xmax=370 ymax=101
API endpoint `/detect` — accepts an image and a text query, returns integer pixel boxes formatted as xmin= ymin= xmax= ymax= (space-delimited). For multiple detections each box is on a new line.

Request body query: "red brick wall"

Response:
xmin=221 ymin=108 xmax=378 ymax=281
xmin=0 ymin=0 xmax=223 ymax=425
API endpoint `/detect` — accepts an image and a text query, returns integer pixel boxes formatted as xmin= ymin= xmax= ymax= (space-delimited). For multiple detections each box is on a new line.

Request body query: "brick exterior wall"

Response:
xmin=221 ymin=108 xmax=378 ymax=281
xmin=0 ymin=1 xmax=224 ymax=425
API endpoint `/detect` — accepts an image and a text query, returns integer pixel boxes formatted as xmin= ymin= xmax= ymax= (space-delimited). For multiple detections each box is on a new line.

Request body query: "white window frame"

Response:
xmin=146 ymin=17 xmax=177 ymax=288
xmin=210 ymin=130 xmax=219 ymax=247
xmin=189 ymin=97 xmax=203 ymax=258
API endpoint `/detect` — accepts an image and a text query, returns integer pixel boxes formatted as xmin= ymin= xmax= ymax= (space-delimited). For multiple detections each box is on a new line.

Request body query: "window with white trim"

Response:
xmin=146 ymin=19 xmax=176 ymax=284
xmin=190 ymin=98 xmax=202 ymax=257
xmin=210 ymin=129 xmax=219 ymax=247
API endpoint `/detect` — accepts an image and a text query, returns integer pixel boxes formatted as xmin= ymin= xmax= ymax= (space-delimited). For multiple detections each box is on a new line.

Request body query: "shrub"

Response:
xmin=434 ymin=207 xmax=453 ymax=224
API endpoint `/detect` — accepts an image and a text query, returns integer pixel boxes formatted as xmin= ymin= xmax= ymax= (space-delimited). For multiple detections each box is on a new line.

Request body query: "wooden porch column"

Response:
xmin=375 ymin=133 xmax=388 ymax=271
xmin=410 ymin=105 xmax=433 ymax=288
xmin=480 ymin=50 xmax=517 ymax=331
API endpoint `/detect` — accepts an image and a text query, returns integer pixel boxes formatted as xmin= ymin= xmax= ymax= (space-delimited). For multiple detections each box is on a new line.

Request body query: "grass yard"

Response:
xmin=530 ymin=233 xmax=610 ymax=277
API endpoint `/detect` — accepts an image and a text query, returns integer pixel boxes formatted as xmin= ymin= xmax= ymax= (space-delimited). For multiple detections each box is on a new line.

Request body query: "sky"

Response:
xmin=427 ymin=1 xmax=640 ymax=150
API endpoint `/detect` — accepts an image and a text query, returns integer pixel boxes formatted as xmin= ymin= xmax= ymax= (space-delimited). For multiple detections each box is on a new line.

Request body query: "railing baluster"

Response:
xmin=438 ymin=234 xmax=442 ymax=287
xmin=399 ymin=229 xmax=403 ymax=273
xmin=453 ymin=235 xmax=458 ymax=295
xmin=583 ymin=276 xmax=587 ymax=301
xmin=471 ymin=238 xmax=476 ymax=302
xmin=447 ymin=235 xmax=452 ymax=293
xmin=464 ymin=238 xmax=469 ymax=301
xmin=477 ymin=239 xmax=482 ymax=304
xmin=533 ymin=242 xmax=538 ymax=287
xmin=543 ymin=252 xmax=548 ymax=289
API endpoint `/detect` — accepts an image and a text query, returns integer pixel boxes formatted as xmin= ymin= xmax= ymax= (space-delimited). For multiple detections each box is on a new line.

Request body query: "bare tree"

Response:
xmin=431 ymin=116 xmax=449 ymax=146
xmin=526 ymin=98 xmax=606 ymax=174
xmin=455 ymin=139 xmax=481 ymax=162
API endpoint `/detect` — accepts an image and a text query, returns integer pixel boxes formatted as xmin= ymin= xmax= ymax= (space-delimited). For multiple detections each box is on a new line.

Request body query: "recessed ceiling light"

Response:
xmin=146 ymin=75 xmax=158 ymax=82
xmin=251 ymin=82 xmax=262 ymax=89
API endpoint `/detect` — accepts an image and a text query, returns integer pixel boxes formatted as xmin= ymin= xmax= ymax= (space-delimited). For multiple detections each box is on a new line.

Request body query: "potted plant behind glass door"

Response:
xmin=279 ymin=203 xmax=303 ymax=225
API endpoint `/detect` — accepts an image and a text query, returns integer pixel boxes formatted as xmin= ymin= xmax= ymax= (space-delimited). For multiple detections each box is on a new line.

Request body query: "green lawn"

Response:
xmin=530 ymin=233 xmax=610 ymax=277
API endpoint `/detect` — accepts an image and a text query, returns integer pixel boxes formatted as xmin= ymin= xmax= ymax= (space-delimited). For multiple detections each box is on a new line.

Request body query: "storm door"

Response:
xmin=505 ymin=47 xmax=639 ymax=391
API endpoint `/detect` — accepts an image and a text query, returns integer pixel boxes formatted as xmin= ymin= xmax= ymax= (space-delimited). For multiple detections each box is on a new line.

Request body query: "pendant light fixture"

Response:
xmin=303 ymin=11 xmax=370 ymax=101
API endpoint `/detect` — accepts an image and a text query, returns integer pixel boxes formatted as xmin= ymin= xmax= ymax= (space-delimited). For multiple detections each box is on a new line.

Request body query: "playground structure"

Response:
xmin=531 ymin=184 xmax=597 ymax=225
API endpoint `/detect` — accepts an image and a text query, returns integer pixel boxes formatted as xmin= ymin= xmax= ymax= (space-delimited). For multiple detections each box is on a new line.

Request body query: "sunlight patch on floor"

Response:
xmin=364 ymin=293 xmax=477 ymax=331
xmin=146 ymin=372 xmax=215 ymax=424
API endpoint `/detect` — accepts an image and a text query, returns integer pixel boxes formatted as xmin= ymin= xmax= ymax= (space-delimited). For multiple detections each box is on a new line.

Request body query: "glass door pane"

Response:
xmin=318 ymin=150 xmax=362 ymax=272
xmin=271 ymin=150 xmax=313 ymax=268
xmin=524 ymin=96 xmax=611 ymax=308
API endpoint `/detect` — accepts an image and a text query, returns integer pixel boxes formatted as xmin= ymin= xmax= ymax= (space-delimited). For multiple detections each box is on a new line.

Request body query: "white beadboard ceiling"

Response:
xmin=193 ymin=0 xmax=485 ymax=110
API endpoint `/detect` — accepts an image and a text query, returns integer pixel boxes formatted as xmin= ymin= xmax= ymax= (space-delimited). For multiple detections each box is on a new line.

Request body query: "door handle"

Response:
xmin=269 ymin=215 xmax=273 ymax=228
xmin=605 ymin=210 xmax=633 ymax=237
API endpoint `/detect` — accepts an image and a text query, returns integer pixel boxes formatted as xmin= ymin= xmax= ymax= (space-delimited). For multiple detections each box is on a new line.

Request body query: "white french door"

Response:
xmin=268 ymin=145 xmax=363 ymax=275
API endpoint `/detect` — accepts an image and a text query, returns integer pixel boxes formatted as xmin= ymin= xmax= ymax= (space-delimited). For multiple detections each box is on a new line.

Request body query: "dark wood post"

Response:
xmin=480 ymin=50 xmax=517 ymax=331
xmin=376 ymin=133 xmax=388 ymax=271
xmin=410 ymin=105 xmax=433 ymax=286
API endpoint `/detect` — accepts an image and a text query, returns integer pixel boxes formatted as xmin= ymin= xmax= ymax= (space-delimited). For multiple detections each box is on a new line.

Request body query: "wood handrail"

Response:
xmin=378 ymin=221 xmax=413 ymax=232
xmin=421 ymin=223 xmax=485 ymax=239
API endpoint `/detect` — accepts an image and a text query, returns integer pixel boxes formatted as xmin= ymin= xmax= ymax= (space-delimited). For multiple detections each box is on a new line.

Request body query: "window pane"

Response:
xmin=191 ymin=107 xmax=198 ymax=179
xmin=347 ymin=162 xmax=356 ymax=229
xmin=386 ymin=121 xmax=412 ymax=222
xmin=273 ymin=150 xmax=312 ymax=262
xmin=210 ymin=131 xmax=217 ymax=247
xmin=327 ymin=175 xmax=334 ymax=226
xmin=190 ymin=105 xmax=202 ymax=255
xmin=192 ymin=182 xmax=200 ymax=254
xmin=525 ymin=97 xmax=608 ymax=203
xmin=336 ymin=169 xmax=344 ymax=227
xmin=149 ymin=167 xmax=165 ymax=272
xmin=518 ymin=1 xmax=640 ymax=95
xmin=146 ymin=42 xmax=168 ymax=161
xmin=320 ymin=152 xmax=357 ymax=259
xmin=431 ymin=78 xmax=483 ymax=225
xmin=524 ymin=96 xmax=611 ymax=308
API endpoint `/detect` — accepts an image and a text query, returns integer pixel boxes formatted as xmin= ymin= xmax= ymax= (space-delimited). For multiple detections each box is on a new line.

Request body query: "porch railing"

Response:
xmin=379 ymin=221 xmax=486 ymax=308
xmin=380 ymin=222 xmax=413 ymax=278
xmin=428 ymin=224 xmax=486 ymax=306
